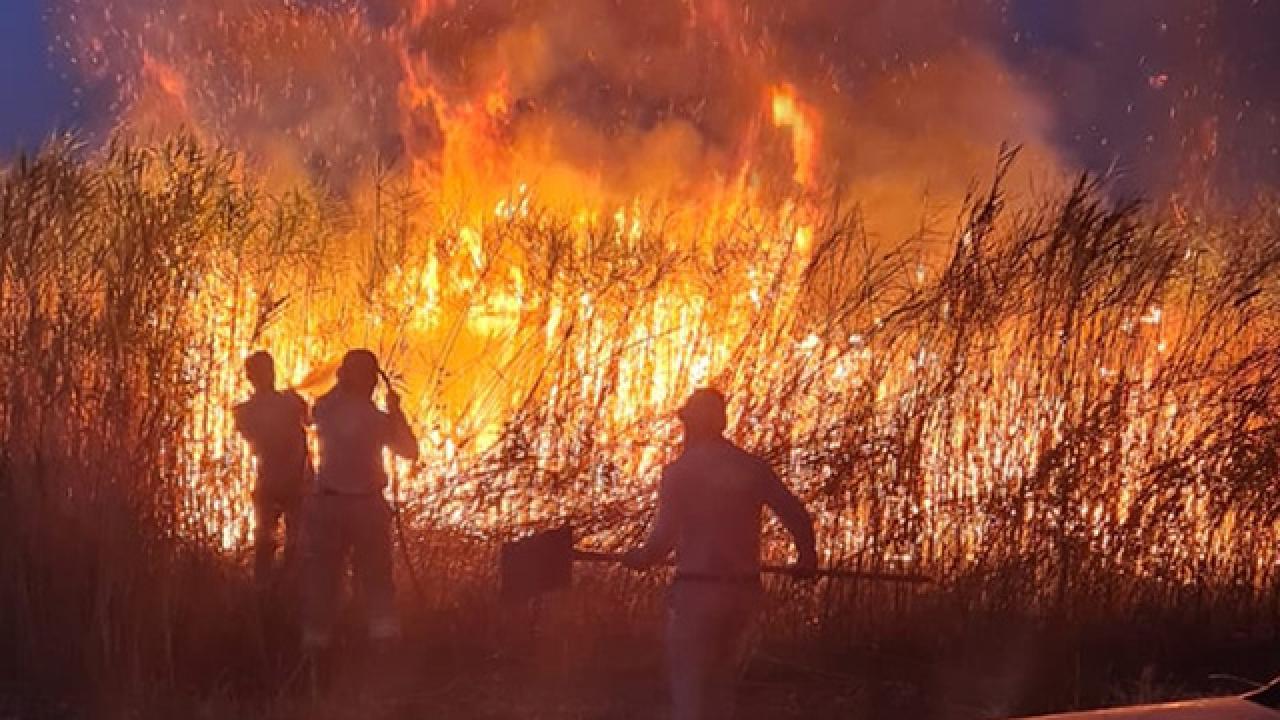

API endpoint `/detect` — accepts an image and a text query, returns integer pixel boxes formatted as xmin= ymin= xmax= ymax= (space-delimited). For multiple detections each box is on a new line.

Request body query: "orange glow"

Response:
xmin=770 ymin=84 xmax=821 ymax=187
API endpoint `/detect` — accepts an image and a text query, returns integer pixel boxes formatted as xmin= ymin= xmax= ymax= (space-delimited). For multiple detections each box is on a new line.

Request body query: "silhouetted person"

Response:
xmin=302 ymin=349 xmax=418 ymax=653
xmin=233 ymin=351 xmax=313 ymax=588
xmin=623 ymin=388 xmax=817 ymax=720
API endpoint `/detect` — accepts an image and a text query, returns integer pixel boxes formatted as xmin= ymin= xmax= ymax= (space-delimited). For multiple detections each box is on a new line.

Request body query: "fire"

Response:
xmin=41 ymin=0 xmax=1279 ymax=596
xmin=770 ymin=84 xmax=821 ymax=187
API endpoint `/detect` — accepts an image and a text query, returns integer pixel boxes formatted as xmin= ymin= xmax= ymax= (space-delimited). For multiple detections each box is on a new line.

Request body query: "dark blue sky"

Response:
xmin=0 ymin=0 xmax=80 ymax=152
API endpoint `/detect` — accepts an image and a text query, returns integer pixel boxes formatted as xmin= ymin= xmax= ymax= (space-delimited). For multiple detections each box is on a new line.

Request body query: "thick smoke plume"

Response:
xmin=56 ymin=0 xmax=1066 ymax=235
xmin=51 ymin=1 xmax=1280 ymax=214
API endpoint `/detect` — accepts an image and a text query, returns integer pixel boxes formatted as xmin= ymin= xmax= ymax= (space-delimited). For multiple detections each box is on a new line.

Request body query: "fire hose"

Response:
xmin=379 ymin=368 xmax=431 ymax=603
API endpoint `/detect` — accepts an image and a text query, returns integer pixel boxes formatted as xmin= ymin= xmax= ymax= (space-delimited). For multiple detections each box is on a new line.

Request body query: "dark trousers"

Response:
xmin=301 ymin=493 xmax=398 ymax=648
xmin=253 ymin=493 xmax=302 ymax=586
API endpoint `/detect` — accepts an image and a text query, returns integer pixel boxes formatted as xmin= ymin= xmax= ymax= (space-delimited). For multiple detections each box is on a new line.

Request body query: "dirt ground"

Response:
xmin=7 ymin=581 xmax=1276 ymax=720
xmin=144 ymin=614 xmax=1275 ymax=720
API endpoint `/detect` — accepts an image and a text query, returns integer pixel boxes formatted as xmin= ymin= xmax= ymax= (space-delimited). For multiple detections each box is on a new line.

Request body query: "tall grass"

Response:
xmin=2 ymin=138 xmax=1278 ymax=712
xmin=0 ymin=138 xmax=306 ymax=706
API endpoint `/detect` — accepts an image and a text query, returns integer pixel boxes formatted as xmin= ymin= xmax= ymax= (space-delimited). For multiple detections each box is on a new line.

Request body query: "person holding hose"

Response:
xmin=623 ymin=387 xmax=818 ymax=720
xmin=301 ymin=349 xmax=418 ymax=653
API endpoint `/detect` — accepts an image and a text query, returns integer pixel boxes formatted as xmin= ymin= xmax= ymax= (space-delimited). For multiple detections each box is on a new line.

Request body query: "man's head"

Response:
xmin=336 ymin=348 xmax=380 ymax=397
xmin=678 ymin=387 xmax=728 ymax=440
xmin=244 ymin=351 xmax=276 ymax=393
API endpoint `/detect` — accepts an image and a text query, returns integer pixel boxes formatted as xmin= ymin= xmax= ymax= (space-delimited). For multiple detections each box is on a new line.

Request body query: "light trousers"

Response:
xmin=666 ymin=581 xmax=762 ymax=720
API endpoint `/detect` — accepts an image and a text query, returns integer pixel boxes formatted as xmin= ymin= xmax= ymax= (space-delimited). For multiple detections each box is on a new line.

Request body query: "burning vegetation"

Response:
xmin=2 ymin=0 xmax=1280 ymax=717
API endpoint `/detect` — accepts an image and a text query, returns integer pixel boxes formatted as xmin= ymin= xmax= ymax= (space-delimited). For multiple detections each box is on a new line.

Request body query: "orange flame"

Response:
xmin=770 ymin=84 xmax=820 ymax=187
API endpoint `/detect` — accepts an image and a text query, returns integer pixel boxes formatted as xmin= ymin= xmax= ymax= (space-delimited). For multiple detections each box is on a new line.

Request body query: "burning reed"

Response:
xmin=1 ymin=138 xmax=1279 ymax=709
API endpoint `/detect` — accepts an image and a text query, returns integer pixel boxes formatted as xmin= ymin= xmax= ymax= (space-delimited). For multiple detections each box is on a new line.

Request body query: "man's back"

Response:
xmin=313 ymin=391 xmax=397 ymax=494
xmin=659 ymin=437 xmax=809 ymax=577
xmin=233 ymin=389 xmax=311 ymax=498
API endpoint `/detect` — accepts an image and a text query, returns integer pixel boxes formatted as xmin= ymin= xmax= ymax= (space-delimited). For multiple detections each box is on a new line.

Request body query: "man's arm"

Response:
xmin=623 ymin=469 xmax=679 ymax=569
xmin=383 ymin=391 xmax=419 ymax=461
xmin=760 ymin=466 xmax=818 ymax=572
xmin=233 ymin=402 xmax=259 ymax=443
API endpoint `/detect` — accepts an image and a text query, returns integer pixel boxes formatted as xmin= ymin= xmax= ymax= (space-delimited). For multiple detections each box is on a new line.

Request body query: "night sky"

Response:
xmin=3 ymin=0 xmax=1278 ymax=198
xmin=0 ymin=1 xmax=81 ymax=152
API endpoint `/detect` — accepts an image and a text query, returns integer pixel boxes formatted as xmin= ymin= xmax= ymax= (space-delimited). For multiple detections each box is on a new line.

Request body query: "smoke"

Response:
xmin=51 ymin=0 xmax=1280 ymax=220
xmin=49 ymin=0 xmax=1269 ymax=243
xmin=52 ymin=0 xmax=1074 ymax=236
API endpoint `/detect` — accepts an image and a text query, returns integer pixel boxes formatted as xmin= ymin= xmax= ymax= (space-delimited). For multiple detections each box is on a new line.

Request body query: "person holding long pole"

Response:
xmin=623 ymin=388 xmax=818 ymax=720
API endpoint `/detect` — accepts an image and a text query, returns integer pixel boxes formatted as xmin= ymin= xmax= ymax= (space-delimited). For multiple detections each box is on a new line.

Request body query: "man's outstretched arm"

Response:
xmin=761 ymin=467 xmax=818 ymax=572
xmin=623 ymin=470 xmax=679 ymax=569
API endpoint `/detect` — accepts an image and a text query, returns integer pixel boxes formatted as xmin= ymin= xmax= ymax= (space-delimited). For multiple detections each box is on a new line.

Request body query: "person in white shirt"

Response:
xmin=624 ymin=388 xmax=817 ymax=720
xmin=233 ymin=351 xmax=313 ymax=588
xmin=301 ymin=349 xmax=418 ymax=651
